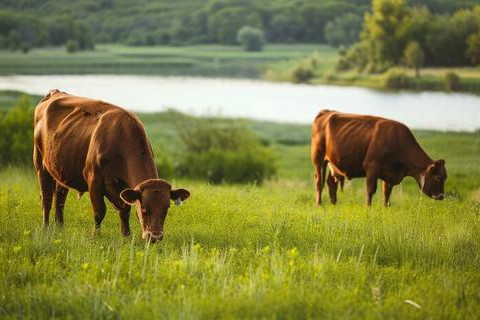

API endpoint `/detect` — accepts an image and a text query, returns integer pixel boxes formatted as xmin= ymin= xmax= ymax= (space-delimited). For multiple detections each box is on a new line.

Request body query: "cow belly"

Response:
xmin=43 ymin=157 xmax=88 ymax=192
xmin=327 ymin=155 xmax=366 ymax=179
xmin=42 ymin=137 xmax=90 ymax=192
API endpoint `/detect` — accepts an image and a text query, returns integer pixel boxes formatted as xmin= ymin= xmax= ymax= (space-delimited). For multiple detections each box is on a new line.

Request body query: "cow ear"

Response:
xmin=171 ymin=188 xmax=190 ymax=206
xmin=120 ymin=189 xmax=141 ymax=205
xmin=426 ymin=162 xmax=435 ymax=172
xmin=435 ymin=159 xmax=445 ymax=166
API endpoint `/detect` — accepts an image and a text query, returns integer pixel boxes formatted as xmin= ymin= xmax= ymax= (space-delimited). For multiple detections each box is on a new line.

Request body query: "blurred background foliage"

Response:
xmin=0 ymin=0 xmax=478 ymax=64
xmin=0 ymin=95 xmax=34 ymax=165
xmin=0 ymin=94 xmax=277 ymax=185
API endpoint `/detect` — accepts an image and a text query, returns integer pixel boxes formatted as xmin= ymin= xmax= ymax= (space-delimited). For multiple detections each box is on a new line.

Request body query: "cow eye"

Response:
xmin=434 ymin=175 xmax=441 ymax=182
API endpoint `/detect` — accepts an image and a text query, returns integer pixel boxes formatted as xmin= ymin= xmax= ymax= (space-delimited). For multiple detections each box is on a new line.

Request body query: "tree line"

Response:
xmin=1 ymin=0 xmax=478 ymax=51
xmin=338 ymin=0 xmax=480 ymax=71
xmin=0 ymin=10 xmax=94 ymax=52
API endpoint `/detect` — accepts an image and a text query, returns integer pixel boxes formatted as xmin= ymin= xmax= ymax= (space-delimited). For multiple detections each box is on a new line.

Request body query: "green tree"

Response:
xmin=362 ymin=0 xmax=409 ymax=70
xmin=169 ymin=19 xmax=188 ymax=46
xmin=65 ymin=39 xmax=78 ymax=53
xmin=324 ymin=13 xmax=362 ymax=47
xmin=0 ymin=95 xmax=34 ymax=165
xmin=7 ymin=30 xmax=20 ymax=51
xmin=268 ymin=13 xmax=304 ymax=43
xmin=425 ymin=6 xmax=480 ymax=66
xmin=0 ymin=34 xmax=5 ymax=49
xmin=403 ymin=41 xmax=425 ymax=77
xmin=21 ymin=42 xmax=30 ymax=53
xmin=237 ymin=26 xmax=265 ymax=52
xmin=466 ymin=31 xmax=480 ymax=66
xmin=208 ymin=7 xmax=262 ymax=44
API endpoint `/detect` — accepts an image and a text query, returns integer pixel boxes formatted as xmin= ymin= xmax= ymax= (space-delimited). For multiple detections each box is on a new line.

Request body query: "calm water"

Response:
xmin=0 ymin=75 xmax=479 ymax=131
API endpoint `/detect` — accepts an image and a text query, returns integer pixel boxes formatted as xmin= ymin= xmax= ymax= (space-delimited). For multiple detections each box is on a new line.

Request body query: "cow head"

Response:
xmin=120 ymin=179 xmax=190 ymax=243
xmin=422 ymin=159 xmax=447 ymax=200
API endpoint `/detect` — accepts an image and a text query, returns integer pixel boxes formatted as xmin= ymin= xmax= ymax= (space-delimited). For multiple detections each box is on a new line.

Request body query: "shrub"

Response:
xmin=403 ymin=41 xmax=425 ymax=78
xmin=175 ymin=118 xmax=276 ymax=184
xmin=291 ymin=64 xmax=314 ymax=83
xmin=444 ymin=72 xmax=461 ymax=91
xmin=155 ymin=154 xmax=174 ymax=180
xmin=335 ymin=42 xmax=369 ymax=72
xmin=383 ymin=69 xmax=411 ymax=89
xmin=21 ymin=43 xmax=31 ymax=54
xmin=0 ymin=95 xmax=34 ymax=166
xmin=177 ymin=148 xmax=275 ymax=184
xmin=237 ymin=26 xmax=265 ymax=52
xmin=65 ymin=39 xmax=78 ymax=53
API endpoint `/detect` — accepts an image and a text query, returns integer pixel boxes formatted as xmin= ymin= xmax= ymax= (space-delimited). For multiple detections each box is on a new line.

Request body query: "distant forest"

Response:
xmin=0 ymin=0 xmax=479 ymax=66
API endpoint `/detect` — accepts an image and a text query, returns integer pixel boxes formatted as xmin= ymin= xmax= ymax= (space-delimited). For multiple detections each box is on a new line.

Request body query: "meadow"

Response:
xmin=1 ymin=109 xmax=479 ymax=318
xmin=0 ymin=44 xmax=327 ymax=78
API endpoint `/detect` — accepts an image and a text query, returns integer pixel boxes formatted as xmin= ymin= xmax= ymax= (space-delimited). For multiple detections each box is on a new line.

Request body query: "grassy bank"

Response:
xmin=264 ymin=52 xmax=480 ymax=94
xmin=2 ymin=44 xmax=478 ymax=93
xmin=0 ymin=44 xmax=325 ymax=78
xmin=1 ymin=91 xmax=480 ymax=317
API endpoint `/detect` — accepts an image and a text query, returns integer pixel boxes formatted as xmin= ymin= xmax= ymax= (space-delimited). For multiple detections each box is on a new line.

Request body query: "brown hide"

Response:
xmin=311 ymin=110 xmax=447 ymax=206
xmin=34 ymin=89 xmax=190 ymax=241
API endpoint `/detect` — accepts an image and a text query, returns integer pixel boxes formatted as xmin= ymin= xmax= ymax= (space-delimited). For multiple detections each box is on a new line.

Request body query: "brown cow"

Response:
xmin=34 ymin=89 xmax=190 ymax=242
xmin=311 ymin=110 xmax=447 ymax=206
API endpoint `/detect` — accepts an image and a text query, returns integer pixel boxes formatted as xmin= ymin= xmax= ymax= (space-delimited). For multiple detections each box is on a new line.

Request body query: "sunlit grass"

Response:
xmin=1 ymin=128 xmax=479 ymax=319
xmin=1 ymin=104 xmax=479 ymax=318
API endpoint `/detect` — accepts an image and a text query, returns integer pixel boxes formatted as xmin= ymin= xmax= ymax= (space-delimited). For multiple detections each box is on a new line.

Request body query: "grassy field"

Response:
xmin=1 ymin=102 xmax=479 ymax=318
xmin=0 ymin=44 xmax=327 ymax=78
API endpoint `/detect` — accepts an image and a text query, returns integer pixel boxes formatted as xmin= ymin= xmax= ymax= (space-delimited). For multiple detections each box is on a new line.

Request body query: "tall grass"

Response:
xmin=1 ymin=127 xmax=479 ymax=319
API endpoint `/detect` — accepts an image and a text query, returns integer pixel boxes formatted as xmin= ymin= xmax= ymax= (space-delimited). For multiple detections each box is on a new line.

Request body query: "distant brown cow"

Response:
xmin=34 ymin=89 xmax=190 ymax=242
xmin=311 ymin=110 xmax=447 ymax=206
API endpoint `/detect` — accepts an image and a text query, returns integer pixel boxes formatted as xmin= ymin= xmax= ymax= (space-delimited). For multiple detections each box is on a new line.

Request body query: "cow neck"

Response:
xmin=124 ymin=152 xmax=159 ymax=187
xmin=405 ymin=143 xmax=433 ymax=188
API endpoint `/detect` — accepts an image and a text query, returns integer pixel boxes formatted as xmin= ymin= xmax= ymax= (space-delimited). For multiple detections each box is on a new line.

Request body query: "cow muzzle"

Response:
xmin=143 ymin=231 xmax=164 ymax=243
xmin=432 ymin=193 xmax=444 ymax=200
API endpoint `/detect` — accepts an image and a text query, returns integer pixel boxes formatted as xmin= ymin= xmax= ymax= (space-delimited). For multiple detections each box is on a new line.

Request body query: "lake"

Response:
xmin=0 ymin=75 xmax=479 ymax=131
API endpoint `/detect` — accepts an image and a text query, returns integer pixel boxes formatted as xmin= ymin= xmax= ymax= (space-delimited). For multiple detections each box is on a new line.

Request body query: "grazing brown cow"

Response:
xmin=311 ymin=110 xmax=447 ymax=206
xmin=34 ymin=89 xmax=190 ymax=242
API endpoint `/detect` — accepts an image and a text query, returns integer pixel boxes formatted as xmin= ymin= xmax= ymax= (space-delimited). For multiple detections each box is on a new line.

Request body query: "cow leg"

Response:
xmin=54 ymin=185 xmax=69 ymax=225
xmin=327 ymin=173 xmax=338 ymax=204
xmin=104 ymin=180 xmax=131 ymax=237
xmin=365 ymin=168 xmax=379 ymax=206
xmin=382 ymin=181 xmax=393 ymax=207
xmin=36 ymin=168 xmax=55 ymax=227
xmin=314 ymin=170 xmax=321 ymax=206
xmin=88 ymin=176 xmax=107 ymax=231
xmin=313 ymin=161 xmax=325 ymax=206
xmin=339 ymin=176 xmax=345 ymax=192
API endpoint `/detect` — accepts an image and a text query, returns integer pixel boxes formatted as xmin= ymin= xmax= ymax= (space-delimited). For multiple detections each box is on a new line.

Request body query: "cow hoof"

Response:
xmin=92 ymin=228 xmax=101 ymax=237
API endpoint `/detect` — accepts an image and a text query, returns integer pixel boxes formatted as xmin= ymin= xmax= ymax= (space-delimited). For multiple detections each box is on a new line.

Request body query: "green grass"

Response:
xmin=263 ymin=50 xmax=480 ymax=94
xmin=1 ymin=111 xmax=479 ymax=318
xmin=0 ymin=44 xmax=327 ymax=78
xmin=312 ymin=67 xmax=480 ymax=94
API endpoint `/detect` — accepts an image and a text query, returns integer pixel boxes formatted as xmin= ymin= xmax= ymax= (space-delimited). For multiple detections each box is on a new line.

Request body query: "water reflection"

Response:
xmin=0 ymin=75 xmax=478 ymax=131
